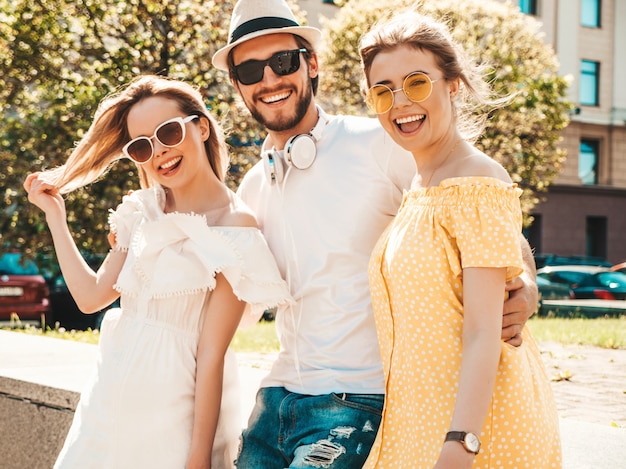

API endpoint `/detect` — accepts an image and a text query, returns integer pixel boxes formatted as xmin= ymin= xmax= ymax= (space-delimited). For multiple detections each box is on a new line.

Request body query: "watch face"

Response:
xmin=465 ymin=433 xmax=480 ymax=452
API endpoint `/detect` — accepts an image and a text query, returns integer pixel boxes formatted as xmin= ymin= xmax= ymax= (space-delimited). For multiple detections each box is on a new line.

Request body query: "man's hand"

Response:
xmin=107 ymin=231 xmax=117 ymax=250
xmin=502 ymin=236 xmax=539 ymax=346
xmin=502 ymin=274 xmax=538 ymax=346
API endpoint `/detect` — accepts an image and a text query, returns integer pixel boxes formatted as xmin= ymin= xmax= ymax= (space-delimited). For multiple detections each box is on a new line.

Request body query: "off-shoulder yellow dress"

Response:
xmin=364 ymin=177 xmax=561 ymax=468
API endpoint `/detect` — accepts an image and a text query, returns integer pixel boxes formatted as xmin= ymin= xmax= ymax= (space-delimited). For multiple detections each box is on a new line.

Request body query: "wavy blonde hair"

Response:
xmin=41 ymin=75 xmax=229 ymax=193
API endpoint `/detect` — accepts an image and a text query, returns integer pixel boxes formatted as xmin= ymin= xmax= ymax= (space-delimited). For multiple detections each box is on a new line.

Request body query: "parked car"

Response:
xmin=534 ymin=254 xmax=612 ymax=270
xmin=537 ymin=265 xmax=626 ymax=300
xmin=40 ymin=254 xmax=118 ymax=330
xmin=536 ymin=275 xmax=574 ymax=301
xmin=0 ymin=252 xmax=50 ymax=327
xmin=46 ymin=274 xmax=117 ymax=330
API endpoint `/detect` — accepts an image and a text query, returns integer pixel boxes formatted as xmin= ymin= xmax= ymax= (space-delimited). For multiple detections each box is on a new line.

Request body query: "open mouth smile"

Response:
xmin=395 ymin=113 xmax=425 ymax=133
xmin=261 ymin=91 xmax=291 ymax=104
xmin=159 ymin=156 xmax=182 ymax=172
xmin=395 ymin=114 xmax=425 ymax=125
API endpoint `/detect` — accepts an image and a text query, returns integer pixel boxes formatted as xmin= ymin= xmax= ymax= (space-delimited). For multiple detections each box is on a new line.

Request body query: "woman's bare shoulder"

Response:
xmin=456 ymin=151 xmax=512 ymax=183
xmin=221 ymin=190 xmax=259 ymax=228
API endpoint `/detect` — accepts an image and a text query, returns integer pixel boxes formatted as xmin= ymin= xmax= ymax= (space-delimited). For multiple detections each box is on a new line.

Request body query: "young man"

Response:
xmin=212 ymin=1 xmax=538 ymax=467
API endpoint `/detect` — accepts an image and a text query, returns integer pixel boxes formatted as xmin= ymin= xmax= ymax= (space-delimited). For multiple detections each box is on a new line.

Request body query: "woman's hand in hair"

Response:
xmin=23 ymin=172 xmax=67 ymax=221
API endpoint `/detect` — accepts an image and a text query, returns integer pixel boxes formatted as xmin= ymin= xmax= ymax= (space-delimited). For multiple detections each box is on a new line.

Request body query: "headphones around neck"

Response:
xmin=262 ymin=107 xmax=328 ymax=185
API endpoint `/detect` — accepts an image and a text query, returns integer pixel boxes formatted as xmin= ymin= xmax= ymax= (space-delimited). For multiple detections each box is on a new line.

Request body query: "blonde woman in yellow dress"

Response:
xmin=359 ymin=11 xmax=561 ymax=469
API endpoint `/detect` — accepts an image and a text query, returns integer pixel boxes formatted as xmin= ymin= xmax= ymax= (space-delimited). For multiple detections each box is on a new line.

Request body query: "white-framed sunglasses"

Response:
xmin=122 ymin=115 xmax=199 ymax=164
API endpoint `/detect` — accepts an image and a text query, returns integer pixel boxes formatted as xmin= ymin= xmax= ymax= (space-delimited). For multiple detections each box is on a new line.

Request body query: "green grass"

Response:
xmin=1 ymin=319 xmax=280 ymax=351
xmin=527 ymin=316 xmax=626 ymax=349
xmin=231 ymin=319 xmax=280 ymax=353
xmin=3 ymin=316 xmax=626 ymax=350
xmin=7 ymin=324 xmax=102 ymax=344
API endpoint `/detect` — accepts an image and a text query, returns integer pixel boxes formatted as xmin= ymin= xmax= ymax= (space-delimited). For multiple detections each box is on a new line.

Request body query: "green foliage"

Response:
xmin=1 ymin=0 xmax=572 ymax=260
xmin=317 ymin=0 xmax=574 ymax=222
xmin=0 ymin=0 xmax=305 ymax=259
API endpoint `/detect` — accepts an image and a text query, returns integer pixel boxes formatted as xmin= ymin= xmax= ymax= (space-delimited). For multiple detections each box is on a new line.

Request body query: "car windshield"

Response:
xmin=548 ymin=271 xmax=590 ymax=285
xmin=594 ymin=272 xmax=626 ymax=288
xmin=0 ymin=253 xmax=40 ymax=275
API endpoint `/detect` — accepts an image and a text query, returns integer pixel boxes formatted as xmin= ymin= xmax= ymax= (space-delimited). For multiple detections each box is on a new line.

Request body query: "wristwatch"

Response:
xmin=445 ymin=431 xmax=481 ymax=454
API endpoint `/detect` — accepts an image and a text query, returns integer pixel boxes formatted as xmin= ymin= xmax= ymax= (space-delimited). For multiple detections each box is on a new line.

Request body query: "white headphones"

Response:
xmin=262 ymin=107 xmax=328 ymax=185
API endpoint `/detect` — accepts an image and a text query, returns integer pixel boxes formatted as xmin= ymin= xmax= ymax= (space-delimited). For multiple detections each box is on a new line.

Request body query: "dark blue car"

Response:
xmin=537 ymin=265 xmax=626 ymax=301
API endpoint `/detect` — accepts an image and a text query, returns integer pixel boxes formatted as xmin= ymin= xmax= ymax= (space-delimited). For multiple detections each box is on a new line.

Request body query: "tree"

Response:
xmin=316 ymin=0 xmax=574 ymax=221
xmin=1 ymin=0 xmax=572 ymax=260
xmin=0 ymin=0 xmax=306 ymax=259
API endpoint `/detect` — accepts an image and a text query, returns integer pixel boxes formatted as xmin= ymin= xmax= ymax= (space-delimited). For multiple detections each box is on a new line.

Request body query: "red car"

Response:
xmin=0 ymin=252 xmax=50 ymax=327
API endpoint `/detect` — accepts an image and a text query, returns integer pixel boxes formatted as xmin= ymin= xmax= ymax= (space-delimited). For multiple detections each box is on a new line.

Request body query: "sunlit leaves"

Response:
xmin=0 ymin=0 xmax=569 ymax=258
xmin=0 ymin=0 xmax=271 ymax=257
xmin=318 ymin=0 xmax=573 ymax=225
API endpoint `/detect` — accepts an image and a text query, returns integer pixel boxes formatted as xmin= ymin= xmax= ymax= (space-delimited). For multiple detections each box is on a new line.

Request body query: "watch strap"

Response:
xmin=445 ymin=431 xmax=480 ymax=454
xmin=445 ymin=431 xmax=466 ymax=442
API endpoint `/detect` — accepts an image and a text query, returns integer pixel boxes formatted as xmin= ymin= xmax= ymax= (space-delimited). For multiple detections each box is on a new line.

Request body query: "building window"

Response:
xmin=519 ymin=0 xmax=537 ymax=14
xmin=579 ymin=139 xmax=599 ymax=185
xmin=580 ymin=60 xmax=599 ymax=106
xmin=586 ymin=216 xmax=607 ymax=259
xmin=581 ymin=0 xmax=601 ymax=28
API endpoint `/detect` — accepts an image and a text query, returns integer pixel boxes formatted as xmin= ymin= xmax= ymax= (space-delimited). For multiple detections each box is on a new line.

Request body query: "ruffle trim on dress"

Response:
xmin=108 ymin=192 xmax=145 ymax=252
xmin=119 ymin=212 xmax=238 ymax=297
xmin=111 ymin=189 xmax=292 ymax=326
xmin=402 ymin=178 xmax=522 ymax=216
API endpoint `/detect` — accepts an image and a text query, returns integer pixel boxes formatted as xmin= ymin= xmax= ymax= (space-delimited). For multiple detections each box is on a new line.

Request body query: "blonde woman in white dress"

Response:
xmin=24 ymin=75 xmax=291 ymax=469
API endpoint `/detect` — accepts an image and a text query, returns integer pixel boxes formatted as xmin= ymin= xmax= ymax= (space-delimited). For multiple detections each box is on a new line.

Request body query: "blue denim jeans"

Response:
xmin=236 ymin=387 xmax=384 ymax=469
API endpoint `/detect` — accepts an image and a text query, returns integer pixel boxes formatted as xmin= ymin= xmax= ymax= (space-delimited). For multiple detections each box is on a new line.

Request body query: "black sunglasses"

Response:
xmin=233 ymin=49 xmax=307 ymax=85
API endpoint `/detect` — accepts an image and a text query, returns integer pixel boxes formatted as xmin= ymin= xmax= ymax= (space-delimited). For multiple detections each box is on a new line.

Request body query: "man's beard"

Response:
xmin=248 ymin=84 xmax=313 ymax=133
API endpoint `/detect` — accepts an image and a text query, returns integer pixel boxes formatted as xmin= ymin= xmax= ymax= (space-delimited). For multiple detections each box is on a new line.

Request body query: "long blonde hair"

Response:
xmin=41 ymin=75 xmax=229 ymax=193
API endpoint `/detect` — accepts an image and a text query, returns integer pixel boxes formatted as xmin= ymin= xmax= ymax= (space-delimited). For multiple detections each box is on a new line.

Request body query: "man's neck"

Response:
xmin=266 ymin=103 xmax=320 ymax=151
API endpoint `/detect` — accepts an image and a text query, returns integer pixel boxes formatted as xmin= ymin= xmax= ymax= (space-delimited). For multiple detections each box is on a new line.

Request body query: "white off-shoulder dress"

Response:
xmin=54 ymin=186 xmax=291 ymax=469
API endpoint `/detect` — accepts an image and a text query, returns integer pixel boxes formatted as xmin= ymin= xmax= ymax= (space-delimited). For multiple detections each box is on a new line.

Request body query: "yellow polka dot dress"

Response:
xmin=364 ymin=177 xmax=561 ymax=468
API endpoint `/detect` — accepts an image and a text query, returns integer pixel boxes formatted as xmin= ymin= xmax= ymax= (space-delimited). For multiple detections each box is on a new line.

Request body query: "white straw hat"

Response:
xmin=212 ymin=0 xmax=322 ymax=71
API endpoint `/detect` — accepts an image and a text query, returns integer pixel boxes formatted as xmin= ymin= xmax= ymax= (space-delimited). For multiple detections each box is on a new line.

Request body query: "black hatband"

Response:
xmin=230 ymin=17 xmax=300 ymax=43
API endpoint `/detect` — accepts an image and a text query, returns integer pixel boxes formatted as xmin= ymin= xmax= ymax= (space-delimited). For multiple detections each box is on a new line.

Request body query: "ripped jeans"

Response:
xmin=236 ymin=387 xmax=384 ymax=469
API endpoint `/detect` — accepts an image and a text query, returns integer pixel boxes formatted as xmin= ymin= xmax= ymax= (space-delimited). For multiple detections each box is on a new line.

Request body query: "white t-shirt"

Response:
xmin=237 ymin=108 xmax=415 ymax=394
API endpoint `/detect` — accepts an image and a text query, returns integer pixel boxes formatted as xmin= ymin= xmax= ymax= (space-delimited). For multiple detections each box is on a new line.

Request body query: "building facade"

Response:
xmin=507 ymin=0 xmax=626 ymax=263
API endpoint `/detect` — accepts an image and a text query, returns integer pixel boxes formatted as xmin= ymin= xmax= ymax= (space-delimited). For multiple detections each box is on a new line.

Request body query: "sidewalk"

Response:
xmin=237 ymin=348 xmax=626 ymax=469
xmin=538 ymin=341 xmax=626 ymax=428
xmin=1 ymin=330 xmax=625 ymax=468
